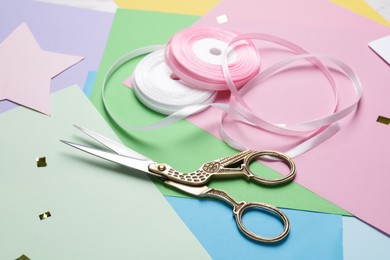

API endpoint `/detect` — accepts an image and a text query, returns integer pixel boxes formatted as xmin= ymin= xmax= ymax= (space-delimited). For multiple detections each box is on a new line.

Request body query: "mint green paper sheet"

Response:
xmin=0 ymin=86 xmax=209 ymax=259
xmin=90 ymin=9 xmax=349 ymax=215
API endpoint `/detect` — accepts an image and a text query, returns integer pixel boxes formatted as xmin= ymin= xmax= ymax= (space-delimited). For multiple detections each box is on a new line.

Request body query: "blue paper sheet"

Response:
xmin=343 ymin=216 xmax=390 ymax=260
xmin=83 ymin=71 xmax=98 ymax=97
xmin=166 ymin=196 xmax=343 ymax=260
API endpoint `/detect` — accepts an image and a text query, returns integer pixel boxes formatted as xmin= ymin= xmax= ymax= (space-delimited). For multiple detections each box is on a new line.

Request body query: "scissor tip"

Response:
xmin=59 ymin=140 xmax=73 ymax=146
xmin=59 ymin=140 xmax=85 ymax=151
xmin=72 ymin=124 xmax=83 ymax=130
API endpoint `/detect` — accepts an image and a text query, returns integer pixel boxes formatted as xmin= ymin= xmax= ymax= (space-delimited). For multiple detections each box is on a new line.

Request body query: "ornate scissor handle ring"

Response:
xmin=234 ymin=201 xmax=290 ymax=243
xmin=245 ymin=150 xmax=296 ymax=186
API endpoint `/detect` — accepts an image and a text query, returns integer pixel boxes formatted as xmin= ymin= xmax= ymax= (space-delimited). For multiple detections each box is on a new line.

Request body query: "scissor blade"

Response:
xmin=61 ymin=140 xmax=162 ymax=178
xmin=73 ymin=125 xmax=148 ymax=160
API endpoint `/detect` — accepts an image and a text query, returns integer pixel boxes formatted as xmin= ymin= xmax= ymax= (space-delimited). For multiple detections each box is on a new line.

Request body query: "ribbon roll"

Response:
xmin=165 ymin=26 xmax=261 ymax=91
xmin=133 ymin=49 xmax=217 ymax=115
xmin=102 ymin=27 xmax=362 ymax=158
xmin=102 ymin=45 xmax=224 ymax=131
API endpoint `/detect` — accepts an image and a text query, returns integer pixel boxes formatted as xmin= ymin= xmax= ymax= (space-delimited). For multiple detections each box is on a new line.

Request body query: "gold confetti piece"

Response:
xmin=39 ymin=211 xmax=51 ymax=220
xmin=16 ymin=254 xmax=30 ymax=260
xmin=377 ymin=115 xmax=390 ymax=125
xmin=36 ymin=156 xmax=47 ymax=167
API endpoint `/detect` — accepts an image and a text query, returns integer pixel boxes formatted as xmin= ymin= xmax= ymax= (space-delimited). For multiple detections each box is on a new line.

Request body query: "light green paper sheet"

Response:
xmin=90 ymin=9 xmax=349 ymax=216
xmin=0 ymin=86 xmax=210 ymax=259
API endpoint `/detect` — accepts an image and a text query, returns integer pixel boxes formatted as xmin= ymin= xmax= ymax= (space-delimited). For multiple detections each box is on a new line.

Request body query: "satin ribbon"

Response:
xmin=165 ymin=26 xmax=261 ymax=91
xmin=102 ymin=27 xmax=362 ymax=158
xmin=222 ymin=34 xmax=362 ymax=136
xmin=132 ymin=49 xmax=217 ymax=115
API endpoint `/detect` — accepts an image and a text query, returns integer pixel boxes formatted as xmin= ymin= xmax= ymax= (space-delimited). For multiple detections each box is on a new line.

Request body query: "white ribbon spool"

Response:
xmin=132 ymin=49 xmax=217 ymax=115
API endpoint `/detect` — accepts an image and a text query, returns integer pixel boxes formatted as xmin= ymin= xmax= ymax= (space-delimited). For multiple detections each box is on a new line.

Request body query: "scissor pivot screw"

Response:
xmin=158 ymin=164 xmax=166 ymax=171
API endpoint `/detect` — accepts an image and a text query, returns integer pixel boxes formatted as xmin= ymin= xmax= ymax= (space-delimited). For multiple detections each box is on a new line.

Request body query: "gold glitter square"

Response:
xmin=39 ymin=211 xmax=51 ymax=220
xmin=377 ymin=116 xmax=390 ymax=125
xmin=36 ymin=157 xmax=47 ymax=167
xmin=16 ymin=255 xmax=30 ymax=260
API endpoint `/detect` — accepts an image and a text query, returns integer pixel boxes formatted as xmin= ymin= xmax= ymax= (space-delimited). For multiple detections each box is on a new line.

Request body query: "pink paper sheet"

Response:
xmin=187 ymin=0 xmax=390 ymax=234
xmin=0 ymin=23 xmax=83 ymax=115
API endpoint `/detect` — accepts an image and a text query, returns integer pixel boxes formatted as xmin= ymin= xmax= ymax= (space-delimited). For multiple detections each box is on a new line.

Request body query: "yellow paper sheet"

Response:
xmin=331 ymin=0 xmax=390 ymax=27
xmin=114 ymin=0 xmax=219 ymax=16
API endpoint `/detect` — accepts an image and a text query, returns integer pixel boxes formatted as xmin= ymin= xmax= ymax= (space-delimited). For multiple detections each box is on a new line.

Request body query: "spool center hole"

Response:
xmin=209 ymin=47 xmax=222 ymax=56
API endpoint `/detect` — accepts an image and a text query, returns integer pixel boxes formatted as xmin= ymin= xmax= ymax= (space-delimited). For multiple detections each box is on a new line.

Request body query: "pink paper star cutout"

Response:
xmin=0 ymin=23 xmax=84 ymax=115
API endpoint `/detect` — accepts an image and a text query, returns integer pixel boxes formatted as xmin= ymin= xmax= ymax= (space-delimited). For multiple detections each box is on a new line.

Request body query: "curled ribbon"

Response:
xmin=102 ymin=26 xmax=362 ymax=158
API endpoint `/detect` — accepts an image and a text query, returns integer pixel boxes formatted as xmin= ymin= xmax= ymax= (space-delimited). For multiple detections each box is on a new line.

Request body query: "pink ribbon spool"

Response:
xmin=165 ymin=26 xmax=261 ymax=91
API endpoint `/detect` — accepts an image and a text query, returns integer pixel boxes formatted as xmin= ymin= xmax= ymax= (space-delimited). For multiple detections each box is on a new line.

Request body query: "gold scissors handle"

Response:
xmin=149 ymin=150 xmax=296 ymax=186
xmin=164 ymin=180 xmax=290 ymax=243
xmin=204 ymin=188 xmax=290 ymax=243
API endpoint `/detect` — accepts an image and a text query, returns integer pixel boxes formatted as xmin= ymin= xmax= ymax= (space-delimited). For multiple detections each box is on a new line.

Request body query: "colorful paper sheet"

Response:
xmin=0 ymin=0 xmax=114 ymax=113
xmin=369 ymin=35 xmax=390 ymax=65
xmin=343 ymin=216 xmax=390 ymax=259
xmin=189 ymin=0 xmax=390 ymax=235
xmin=333 ymin=0 xmax=390 ymax=26
xmin=166 ymin=196 xmax=343 ymax=260
xmin=0 ymin=86 xmax=209 ymax=259
xmin=113 ymin=0 xmax=390 ymax=27
xmin=36 ymin=0 xmax=117 ymax=13
xmin=90 ymin=8 xmax=348 ymax=215
xmin=365 ymin=0 xmax=390 ymax=22
xmin=83 ymin=71 xmax=98 ymax=97
xmin=114 ymin=0 xmax=219 ymax=16
xmin=87 ymin=72 xmax=346 ymax=257
xmin=0 ymin=23 xmax=83 ymax=115
xmin=3 ymin=0 xmax=387 ymax=257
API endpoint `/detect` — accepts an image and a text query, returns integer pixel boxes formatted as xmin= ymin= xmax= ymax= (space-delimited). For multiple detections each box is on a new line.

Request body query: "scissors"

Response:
xmin=61 ymin=125 xmax=297 ymax=243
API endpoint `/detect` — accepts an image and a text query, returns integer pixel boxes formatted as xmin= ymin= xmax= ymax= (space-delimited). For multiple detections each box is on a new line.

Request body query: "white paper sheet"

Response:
xmin=369 ymin=35 xmax=390 ymax=65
